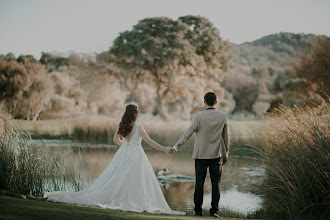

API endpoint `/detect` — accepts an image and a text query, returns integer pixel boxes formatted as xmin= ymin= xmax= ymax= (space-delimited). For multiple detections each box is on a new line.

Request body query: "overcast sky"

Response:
xmin=1 ymin=0 xmax=329 ymax=58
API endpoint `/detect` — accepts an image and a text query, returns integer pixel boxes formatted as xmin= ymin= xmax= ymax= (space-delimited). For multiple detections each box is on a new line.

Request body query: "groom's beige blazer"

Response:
xmin=174 ymin=108 xmax=230 ymax=159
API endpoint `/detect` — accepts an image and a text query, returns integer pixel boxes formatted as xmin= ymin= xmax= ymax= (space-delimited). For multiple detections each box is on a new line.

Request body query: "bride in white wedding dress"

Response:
xmin=43 ymin=102 xmax=185 ymax=215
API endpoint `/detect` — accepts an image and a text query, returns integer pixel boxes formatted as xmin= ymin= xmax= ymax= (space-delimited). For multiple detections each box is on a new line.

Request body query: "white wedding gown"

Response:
xmin=44 ymin=123 xmax=185 ymax=215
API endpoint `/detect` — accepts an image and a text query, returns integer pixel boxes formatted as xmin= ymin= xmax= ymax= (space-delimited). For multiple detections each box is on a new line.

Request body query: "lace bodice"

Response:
xmin=121 ymin=123 xmax=142 ymax=147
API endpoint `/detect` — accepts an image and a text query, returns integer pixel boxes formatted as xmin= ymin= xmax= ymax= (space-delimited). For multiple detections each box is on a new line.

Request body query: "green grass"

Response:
xmin=0 ymin=195 xmax=251 ymax=220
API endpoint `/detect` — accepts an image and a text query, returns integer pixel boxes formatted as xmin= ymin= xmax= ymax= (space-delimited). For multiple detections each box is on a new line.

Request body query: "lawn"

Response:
xmin=0 ymin=195 xmax=249 ymax=220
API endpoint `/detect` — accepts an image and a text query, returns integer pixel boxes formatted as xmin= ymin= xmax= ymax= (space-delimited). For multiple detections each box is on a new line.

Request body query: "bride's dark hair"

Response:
xmin=118 ymin=104 xmax=138 ymax=137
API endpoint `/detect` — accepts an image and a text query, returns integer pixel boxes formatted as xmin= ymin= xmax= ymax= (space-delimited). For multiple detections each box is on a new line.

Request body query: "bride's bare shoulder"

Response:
xmin=137 ymin=122 xmax=144 ymax=129
xmin=138 ymin=123 xmax=148 ymax=133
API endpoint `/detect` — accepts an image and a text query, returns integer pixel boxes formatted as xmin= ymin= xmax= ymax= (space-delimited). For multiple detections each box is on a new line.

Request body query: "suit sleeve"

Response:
xmin=174 ymin=114 xmax=198 ymax=150
xmin=222 ymin=117 xmax=230 ymax=158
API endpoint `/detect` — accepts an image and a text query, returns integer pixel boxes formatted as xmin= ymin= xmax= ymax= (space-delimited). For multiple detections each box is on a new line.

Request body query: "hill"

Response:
xmin=229 ymin=32 xmax=319 ymax=73
xmin=222 ymin=32 xmax=326 ymax=114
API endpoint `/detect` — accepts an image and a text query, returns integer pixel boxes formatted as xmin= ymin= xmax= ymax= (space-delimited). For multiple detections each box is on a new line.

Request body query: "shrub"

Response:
xmin=252 ymin=101 xmax=270 ymax=118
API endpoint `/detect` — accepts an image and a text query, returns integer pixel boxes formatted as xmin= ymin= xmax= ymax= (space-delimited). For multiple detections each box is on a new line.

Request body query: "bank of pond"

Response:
xmin=1 ymin=107 xmax=328 ymax=219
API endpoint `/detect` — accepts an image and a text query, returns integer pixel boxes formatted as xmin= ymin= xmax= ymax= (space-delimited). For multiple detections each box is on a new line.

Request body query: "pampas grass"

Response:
xmin=257 ymin=104 xmax=329 ymax=219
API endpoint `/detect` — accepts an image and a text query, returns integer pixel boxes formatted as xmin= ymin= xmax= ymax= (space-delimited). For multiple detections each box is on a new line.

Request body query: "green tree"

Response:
xmin=6 ymin=52 xmax=16 ymax=61
xmin=178 ymin=15 xmax=229 ymax=74
xmin=110 ymin=17 xmax=192 ymax=117
xmin=110 ymin=16 xmax=229 ymax=117
xmin=40 ymin=52 xmax=68 ymax=71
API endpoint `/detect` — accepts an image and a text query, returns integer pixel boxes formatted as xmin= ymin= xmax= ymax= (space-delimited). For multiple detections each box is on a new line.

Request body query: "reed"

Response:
xmin=15 ymin=116 xmax=261 ymax=147
xmin=0 ymin=118 xmax=89 ymax=197
xmin=256 ymin=104 xmax=329 ymax=219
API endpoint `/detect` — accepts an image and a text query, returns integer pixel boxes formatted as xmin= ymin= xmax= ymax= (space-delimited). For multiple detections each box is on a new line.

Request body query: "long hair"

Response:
xmin=118 ymin=104 xmax=138 ymax=137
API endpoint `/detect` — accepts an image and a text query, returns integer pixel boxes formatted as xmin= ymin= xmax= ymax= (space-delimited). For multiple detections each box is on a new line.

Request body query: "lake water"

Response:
xmin=31 ymin=139 xmax=264 ymax=215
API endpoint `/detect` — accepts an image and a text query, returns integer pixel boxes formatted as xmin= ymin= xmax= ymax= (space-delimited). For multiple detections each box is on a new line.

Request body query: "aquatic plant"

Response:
xmin=0 ymin=117 xmax=89 ymax=197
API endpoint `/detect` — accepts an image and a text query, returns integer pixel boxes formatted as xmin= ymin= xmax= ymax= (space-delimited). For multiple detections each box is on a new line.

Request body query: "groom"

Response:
xmin=170 ymin=92 xmax=230 ymax=217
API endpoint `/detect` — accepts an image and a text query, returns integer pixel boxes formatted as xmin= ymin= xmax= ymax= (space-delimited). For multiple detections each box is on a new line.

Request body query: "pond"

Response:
xmin=31 ymin=139 xmax=264 ymax=215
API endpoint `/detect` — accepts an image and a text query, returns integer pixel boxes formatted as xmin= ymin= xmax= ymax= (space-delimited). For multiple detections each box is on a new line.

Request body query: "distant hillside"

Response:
xmin=228 ymin=32 xmax=322 ymax=74
xmin=222 ymin=32 xmax=327 ymax=113
xmin=243 ymin=32 xmax=316 ymax=55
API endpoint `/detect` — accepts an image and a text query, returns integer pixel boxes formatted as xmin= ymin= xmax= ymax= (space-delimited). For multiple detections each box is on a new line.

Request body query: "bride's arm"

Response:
xmin=139 ymin=124 xmax=170 ymax=153
xmin=113 ymin=128 xmax=123 ymax=146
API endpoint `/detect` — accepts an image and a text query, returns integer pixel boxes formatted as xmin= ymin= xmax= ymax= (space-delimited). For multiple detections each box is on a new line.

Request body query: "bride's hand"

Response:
xmin=164 ymin=146 xmax=175 ymax=154
xmin=169 ymin=146 xmax=177 ymax=154
xmin=163 ymin=146 xmax=170 ymax=153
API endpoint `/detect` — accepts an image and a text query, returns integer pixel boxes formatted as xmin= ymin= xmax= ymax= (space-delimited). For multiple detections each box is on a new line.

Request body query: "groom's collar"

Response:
xmin=205 ymin=107 xmax=215 ymax=110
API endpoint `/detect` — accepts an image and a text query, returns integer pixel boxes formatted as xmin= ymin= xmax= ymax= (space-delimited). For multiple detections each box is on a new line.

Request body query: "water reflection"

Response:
xmin=202 ymin=186 xmax=262 ymax=214
xmin=31 ymin=140 xmax=264 ymax=214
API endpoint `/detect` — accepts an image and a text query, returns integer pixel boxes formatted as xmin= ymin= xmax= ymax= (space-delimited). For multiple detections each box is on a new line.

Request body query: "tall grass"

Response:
xmin=257 ymin=104 xmax=329 ymax=219
xmin=15 ymin=116 xmax=261 ymax=147
xmin=0 ymin=117 xmax=90 ymax=197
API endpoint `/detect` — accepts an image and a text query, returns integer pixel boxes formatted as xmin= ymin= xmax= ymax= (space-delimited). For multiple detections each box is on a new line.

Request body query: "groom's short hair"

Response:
xmin=204 ymin=92 xmax=217 ymax=106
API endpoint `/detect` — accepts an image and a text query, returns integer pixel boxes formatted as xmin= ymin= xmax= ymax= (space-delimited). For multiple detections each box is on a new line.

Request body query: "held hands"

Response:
xmin=169 ymin=146 xmax=176 ymax=154
xmin=164 ymin=146 xmax=176 ymax=154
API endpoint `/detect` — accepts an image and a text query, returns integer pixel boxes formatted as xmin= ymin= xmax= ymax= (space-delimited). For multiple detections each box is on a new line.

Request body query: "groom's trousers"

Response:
xmin=194 ymin=157 xmax=222 ymax=214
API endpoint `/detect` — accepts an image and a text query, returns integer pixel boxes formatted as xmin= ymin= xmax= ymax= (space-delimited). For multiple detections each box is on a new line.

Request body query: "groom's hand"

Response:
xmin=168 ymin=147 xmax=176 ymax=154
xmin=222 ymin=156 xmax=228 ymax=165
xmin=165 ymin=146 xmax=175 ymax=154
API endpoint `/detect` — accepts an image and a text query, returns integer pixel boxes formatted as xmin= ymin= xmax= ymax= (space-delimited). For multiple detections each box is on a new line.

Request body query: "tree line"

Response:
xmin=0 ymin=16 xmax=329 ymax=120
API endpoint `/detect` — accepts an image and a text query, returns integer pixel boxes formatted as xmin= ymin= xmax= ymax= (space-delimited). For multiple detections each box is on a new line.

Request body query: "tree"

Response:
xmin=110 ymin=17 xmax=191 ymax=117
xmin=110 ymin=16 xmax=230 ymax=117
xmin=272 ymin=37 xmax=330 ymax=108
xmin=96 ymin=52 xmax=143 ymax=103
xmin=67 ymin=53 xmax=84 ymax=66
xmin=295 ymin=37 xmax=330 ymax=98
xmin=6 ymin=52 xmax=16 ymax=61
xmin=40 ymin=52 xmax=68 ymax=71
xmin=178 ymin=15 xmax=230 ymax=75
xmin=0 ymin=55 xmax=53 ymax=120
xmin=222 ymin=71 xmax=258 ymax=111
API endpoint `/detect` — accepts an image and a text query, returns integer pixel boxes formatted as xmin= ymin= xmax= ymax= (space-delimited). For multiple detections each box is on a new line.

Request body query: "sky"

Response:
xmin=0 ymin=0 xmax=329 ymax=58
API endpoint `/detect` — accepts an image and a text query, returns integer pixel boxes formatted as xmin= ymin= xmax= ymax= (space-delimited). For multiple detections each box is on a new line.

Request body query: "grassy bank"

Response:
xmin=0 ymin=195 xmax=251 ymax=220
xmin=0 ymin=116 xmax=262 ymax=219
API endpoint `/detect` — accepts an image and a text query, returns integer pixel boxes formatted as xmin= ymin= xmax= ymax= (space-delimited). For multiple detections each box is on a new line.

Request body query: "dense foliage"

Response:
xmin=0 ymin=55 xmax=53 ymax=120
xmin=109 ymin=16 xmax=230 ymax=117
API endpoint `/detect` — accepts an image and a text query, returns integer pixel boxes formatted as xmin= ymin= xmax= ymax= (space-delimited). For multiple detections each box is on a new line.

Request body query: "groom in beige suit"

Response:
xmin=171 ymin=92 xmax=230 ymax=217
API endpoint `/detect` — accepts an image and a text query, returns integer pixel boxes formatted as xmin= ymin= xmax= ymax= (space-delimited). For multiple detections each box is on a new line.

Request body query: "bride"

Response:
xmin=43 ymin=102 xmax=185 ymax=215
